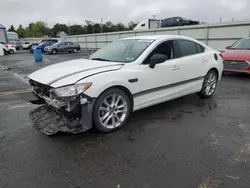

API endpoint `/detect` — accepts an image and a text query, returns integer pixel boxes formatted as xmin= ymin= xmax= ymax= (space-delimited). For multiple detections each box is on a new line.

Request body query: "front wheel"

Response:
xmin=52 ymin=49 xmax=57 ymax=55
xmin=9 ymin=49 xmax=14 ymax=54
xmin=93 ymin=88 xmax=131 ymax=132
xmin=197 ymin=70 xmax=218 ymax=98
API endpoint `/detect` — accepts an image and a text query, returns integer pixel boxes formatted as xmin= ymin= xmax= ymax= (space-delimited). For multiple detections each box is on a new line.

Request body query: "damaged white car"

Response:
xmin=28 ymin=35 xmax=223 ymax=135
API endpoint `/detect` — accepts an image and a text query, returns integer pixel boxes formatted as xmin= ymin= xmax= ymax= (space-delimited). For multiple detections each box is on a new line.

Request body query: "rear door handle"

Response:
xmin=202 ymin=59 xmax=208 ymax=63
xmin=172 ymin=65 xmax=180 ymax=71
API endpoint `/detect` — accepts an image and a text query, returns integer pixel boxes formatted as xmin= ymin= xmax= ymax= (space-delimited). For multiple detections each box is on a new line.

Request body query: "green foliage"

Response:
xmin=8 ymin=25 xmax=16 ymax=32
xmin=13 ymin=20 xmax=139 ymax=38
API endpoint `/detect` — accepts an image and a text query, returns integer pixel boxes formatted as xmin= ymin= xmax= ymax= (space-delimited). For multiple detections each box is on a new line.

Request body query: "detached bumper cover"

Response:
xmin=29 ymin=97 xmax=95 ymax=135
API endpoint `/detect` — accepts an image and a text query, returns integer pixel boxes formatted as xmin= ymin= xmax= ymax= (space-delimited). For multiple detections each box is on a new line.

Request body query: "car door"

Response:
xmin=135 ymin=40 xmax=184 ymax=110
xmin=58 ymin=42 xmax=66 ymax=52
xmin=67 ymin=42 xmax=73 ymax=51
xmin=173 ymin=39 xmax=207 ymax=93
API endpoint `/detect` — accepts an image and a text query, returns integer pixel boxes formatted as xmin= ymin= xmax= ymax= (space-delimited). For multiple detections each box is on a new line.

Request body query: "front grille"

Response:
xmin=29 ymin=79 xmax=52 ymax=97
xmin=223 ymin=61 xmax=249 ymax=70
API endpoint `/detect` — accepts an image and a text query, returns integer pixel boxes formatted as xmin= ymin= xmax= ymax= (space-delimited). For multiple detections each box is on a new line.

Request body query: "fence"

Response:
xmin=65 ymin=21 xmax=250 ymax=51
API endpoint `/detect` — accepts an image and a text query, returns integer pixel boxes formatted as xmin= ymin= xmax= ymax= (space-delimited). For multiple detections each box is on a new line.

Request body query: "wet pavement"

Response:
xmin=1 ymin=52 xmax=250 ymax=188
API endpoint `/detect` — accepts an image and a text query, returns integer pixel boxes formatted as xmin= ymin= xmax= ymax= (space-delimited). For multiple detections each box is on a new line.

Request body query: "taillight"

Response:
xmin=5 ymin=44 xmax=8 ymax=48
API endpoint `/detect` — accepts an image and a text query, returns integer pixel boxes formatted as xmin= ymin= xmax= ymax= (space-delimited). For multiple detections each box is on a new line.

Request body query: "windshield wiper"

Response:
xmin=91 ymin=58 xmax=110 ymax=61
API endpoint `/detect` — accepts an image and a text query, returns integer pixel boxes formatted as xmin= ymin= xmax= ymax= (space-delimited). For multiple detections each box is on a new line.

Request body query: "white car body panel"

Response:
xmin=28 ymin=35 xmax=223 ymax=112
xmin=29 ymin=59 xmax=124 ymax=86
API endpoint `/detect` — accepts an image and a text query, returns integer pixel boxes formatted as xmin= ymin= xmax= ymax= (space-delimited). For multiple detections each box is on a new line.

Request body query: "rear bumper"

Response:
xmin=29 ymin=93 xmax=95 ymax=135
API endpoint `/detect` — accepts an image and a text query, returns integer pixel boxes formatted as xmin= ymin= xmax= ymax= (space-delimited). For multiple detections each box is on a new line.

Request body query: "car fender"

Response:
xmin=78 ymin=68 xmax=138 ymax=98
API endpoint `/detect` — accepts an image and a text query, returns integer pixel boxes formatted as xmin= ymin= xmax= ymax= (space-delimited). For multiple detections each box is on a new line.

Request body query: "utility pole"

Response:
xmin=68 ymin=23 xmax=71 ymax=36
xmin=101 ymin=18 xmax=103 ymax=33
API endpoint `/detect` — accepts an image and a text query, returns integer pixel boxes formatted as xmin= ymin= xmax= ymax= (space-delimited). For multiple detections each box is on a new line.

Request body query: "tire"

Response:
xmin=3 ymin=49 xmax=8 ymax=55
xmin=52 ymin=49 xmax=57 ymax=55
xmin=93 ymin=88 xmax=131 ymax=132
xmin=197 ymin=69 xmax=218 ymax=99
xmin=9 ymin=49 xmax=14 ymax=54
xmin=73 ymin=48 xmax=77 ymax=53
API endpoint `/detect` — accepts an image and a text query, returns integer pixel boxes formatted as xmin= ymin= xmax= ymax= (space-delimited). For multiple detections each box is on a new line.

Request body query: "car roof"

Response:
xmin=121 ymin=35 xmax=195 ymax=41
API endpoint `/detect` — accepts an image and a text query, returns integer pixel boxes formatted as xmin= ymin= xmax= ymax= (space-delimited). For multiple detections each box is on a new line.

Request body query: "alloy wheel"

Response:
xmin=99 ymin=94 xmax=128 ymax=129
xmin=204 ymin=72 xmax=217 ymax=96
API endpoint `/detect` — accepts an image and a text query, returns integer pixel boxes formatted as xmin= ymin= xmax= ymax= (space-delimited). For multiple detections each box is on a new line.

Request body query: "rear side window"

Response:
xmin=178 ymin=40 xmax=200 ymax=56
xmin=196 ymin=44 xmax=205 ymax=53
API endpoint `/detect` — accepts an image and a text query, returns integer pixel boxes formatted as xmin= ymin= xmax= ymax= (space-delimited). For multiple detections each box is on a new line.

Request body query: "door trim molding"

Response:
xmin=133 ymin=76 xmax=204 ymax=98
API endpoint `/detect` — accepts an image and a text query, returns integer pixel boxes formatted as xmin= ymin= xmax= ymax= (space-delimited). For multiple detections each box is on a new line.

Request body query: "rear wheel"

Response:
xmin=9 ymin=49 xmax=14 ymax=54
xmin=197 ymin=70 xmax=218 ymax=98
xmin=93 ymin=88 xmax=131 ymax=132
xmin=73 ymin=48 xmax=77 ymax=53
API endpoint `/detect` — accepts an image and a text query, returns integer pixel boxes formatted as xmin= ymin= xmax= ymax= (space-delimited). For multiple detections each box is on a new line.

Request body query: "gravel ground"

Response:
xmin=1 ymin=52 xmax=250 ymax=188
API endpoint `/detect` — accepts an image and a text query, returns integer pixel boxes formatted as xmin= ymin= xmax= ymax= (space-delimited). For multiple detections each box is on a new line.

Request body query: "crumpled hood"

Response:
xmin=222 ymin=50 xmax=250 ymax=61
xmin=28 ymin=59 xmax=124 ymax=87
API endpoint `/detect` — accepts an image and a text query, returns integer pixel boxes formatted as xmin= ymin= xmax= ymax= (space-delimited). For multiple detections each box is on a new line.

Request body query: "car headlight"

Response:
xmin=51 ymin=83 xmax=92 ymax=97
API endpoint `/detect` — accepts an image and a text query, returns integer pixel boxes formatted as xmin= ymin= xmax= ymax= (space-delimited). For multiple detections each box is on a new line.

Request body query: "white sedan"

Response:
xmin=28 ymin=35 xmax=223 ymax=135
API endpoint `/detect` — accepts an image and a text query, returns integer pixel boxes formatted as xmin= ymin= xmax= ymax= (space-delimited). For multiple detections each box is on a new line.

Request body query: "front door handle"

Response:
xmin=172 ymin=65 xmax=180 ymax=71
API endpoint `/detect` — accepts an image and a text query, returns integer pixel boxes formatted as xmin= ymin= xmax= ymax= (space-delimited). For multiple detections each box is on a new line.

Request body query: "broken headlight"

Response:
xmin=50 ymin=83 xmax=92 ymax=97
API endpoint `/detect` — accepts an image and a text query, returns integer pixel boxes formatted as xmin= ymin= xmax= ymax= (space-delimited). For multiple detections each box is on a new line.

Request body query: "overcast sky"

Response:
xmin=1 ymin=0 xmax=250 ymax=29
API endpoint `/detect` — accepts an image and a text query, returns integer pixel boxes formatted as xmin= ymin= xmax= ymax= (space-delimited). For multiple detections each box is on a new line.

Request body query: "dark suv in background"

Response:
xmin=161 ymin=17 xmax=199 ymax=27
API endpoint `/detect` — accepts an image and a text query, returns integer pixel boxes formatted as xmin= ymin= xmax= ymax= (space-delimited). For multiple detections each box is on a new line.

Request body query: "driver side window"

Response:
xmin=144 ymin=40 xmax=175 ymax=64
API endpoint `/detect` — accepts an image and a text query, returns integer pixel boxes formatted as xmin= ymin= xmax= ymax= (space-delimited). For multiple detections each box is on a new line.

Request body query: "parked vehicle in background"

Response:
xmin=161 ymin=17 xmax=199 ymax=27
xmin=0 ymin=41 xmax=16 ymax=54
xmin=30 ymin=40 xmax=58 ymax=53
xmin=44 ymin=41 xmax=80 ymax=54
xmin=22 ymin=42 xmax=32 ymax=50
xmin=0 ymin=42 xmax=9 ymax=54
xmin=28 ymin=35 xmax=223 ymax=135
xmin=7 ymin=43 xmax=16 ymax=54
xmin=133 ymin=17 xmax=199 ymax=30
xmin=221 ymin=38 xmax=250 ymax=74
xmin=9 ymin=40 xmax=22 ymax=50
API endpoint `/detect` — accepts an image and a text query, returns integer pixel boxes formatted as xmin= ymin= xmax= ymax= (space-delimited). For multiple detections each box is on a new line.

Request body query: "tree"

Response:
xmin=51 ymin=23 xmax=68 ymax=37
xmin=16 ymin=25 xmax=25 ymax=38
xmin=8 ymin=25 xmax=16 ymax=32
xmin=69 ymin=25 xmax=86 ymax=35
xmin=25 ymin=22 xmax=50 ymax=37
xmin=128 ymin=21 xmax=138 ymax=30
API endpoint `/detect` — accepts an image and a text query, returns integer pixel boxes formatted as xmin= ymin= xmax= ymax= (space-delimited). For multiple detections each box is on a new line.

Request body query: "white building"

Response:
xmin=57 ymin=31 xmax=67 ymax=38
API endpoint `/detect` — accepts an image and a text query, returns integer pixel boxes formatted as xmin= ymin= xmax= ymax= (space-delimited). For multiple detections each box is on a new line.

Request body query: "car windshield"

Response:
xmin=52 ymin=42 xmax=60 ymax=46
xmin=231 ymin=39 xmax=250 ymax=50
xmin=90 ymin=39 xmax=154 ymax=63
xmin=38 ymin=42 xmax=46 ymax=46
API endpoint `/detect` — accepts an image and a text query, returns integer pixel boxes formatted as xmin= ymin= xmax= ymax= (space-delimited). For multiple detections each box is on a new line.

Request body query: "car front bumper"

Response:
xmin=223 ymin=69 xmax=250 ymax=74
xmin=29 ymin=92 xmax=95 ymax=135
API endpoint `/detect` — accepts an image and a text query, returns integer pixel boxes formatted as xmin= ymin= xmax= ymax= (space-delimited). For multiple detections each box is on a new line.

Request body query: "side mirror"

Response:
xmin=149 ymin=54 xmax=168 ymax=69
xmin=225 ymin=45 xmax=231 ymax=49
